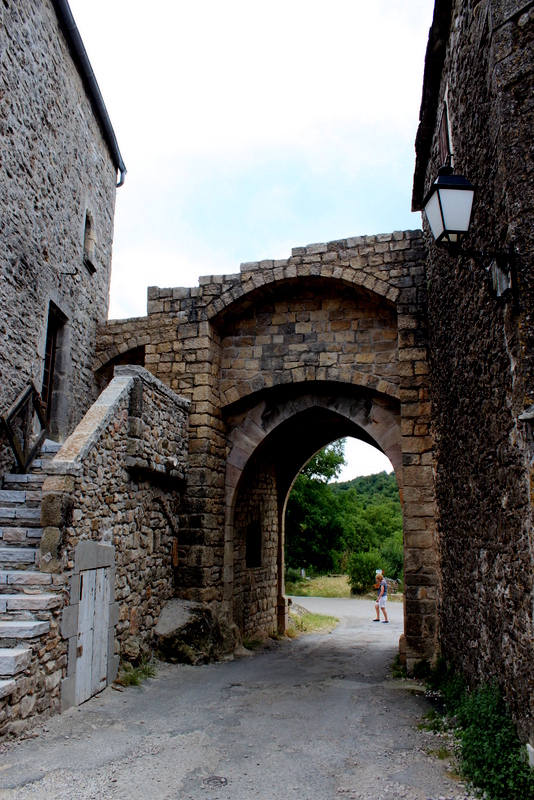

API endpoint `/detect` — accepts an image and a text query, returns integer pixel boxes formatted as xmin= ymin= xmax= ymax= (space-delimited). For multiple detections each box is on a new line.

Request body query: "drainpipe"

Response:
xmin=53 ymin=0 xmax=127 ymax=187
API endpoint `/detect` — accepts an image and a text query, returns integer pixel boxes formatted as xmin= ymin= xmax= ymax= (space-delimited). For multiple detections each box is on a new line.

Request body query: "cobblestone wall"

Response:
xmin=414 ymin=0 xmax=534 ymax=740
xmin=38 ymin=368 xmax=189 ymax=711
xmin=0 ymin=602 xmax=66 ymax=737
xmin=0 ymin=0 xmax=117 ymax=474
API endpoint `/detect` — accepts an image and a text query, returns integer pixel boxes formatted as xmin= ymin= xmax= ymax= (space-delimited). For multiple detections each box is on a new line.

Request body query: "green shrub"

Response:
xmin=458 ymin=682 xmax=534 ymax=800
xmin=379 ymin=531 xmax=404 ymax=580
xmin=423 ymin=659 xmax=534 ymax=800
xmin=346 ymin=549 xmax=382 ymax=593
xmin=412 ymin=659 xmax=431 ymax=680
xmin=285 ymin=567 xmax=304 ymax=584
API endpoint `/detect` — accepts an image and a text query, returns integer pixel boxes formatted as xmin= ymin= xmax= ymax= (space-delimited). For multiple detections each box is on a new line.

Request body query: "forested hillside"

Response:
xmin=284 ymin=442 xmax=403 ymax=592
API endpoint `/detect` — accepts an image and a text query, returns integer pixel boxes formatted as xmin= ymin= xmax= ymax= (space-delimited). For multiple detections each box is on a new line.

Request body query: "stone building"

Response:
xmin=0 ymin=0 xmax=127 ymax=734
xmin=412 ymin=0 xmax=534 ymax=741
xmin=0 ymin=0 xmax=125 ymax=475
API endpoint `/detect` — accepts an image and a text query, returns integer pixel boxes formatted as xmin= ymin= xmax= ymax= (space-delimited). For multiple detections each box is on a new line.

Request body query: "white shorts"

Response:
xmin=378 ymin=596 xmax=387 ymax=608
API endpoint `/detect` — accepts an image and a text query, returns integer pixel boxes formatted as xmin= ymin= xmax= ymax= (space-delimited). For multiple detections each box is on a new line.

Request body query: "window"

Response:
xmin=83 ymin=212 xmax=97 ymax=274
xmin=41 ymin=303 xmax=66 ymax=424
xmin=438 ymin=103 xmax=452 ymax=167
xmin=246 ymin=520 xmax=262 ymax=568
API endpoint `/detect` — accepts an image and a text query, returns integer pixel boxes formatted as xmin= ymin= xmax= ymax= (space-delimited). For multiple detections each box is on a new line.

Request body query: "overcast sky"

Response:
xmin=68 ymin=0 xmax=435 ymax=479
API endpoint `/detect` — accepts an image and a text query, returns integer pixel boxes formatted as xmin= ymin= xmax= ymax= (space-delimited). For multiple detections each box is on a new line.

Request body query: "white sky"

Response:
xmin=68 ymin=0 xmax=434 ymax=480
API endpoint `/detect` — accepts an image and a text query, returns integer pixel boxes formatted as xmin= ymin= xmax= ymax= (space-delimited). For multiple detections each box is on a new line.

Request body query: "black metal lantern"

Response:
xmin=422 ymin=165 xmax=475 ymax=246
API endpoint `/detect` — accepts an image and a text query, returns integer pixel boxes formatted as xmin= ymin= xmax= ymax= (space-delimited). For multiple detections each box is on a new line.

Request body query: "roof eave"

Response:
xmin=412 ymin=0 xmax=454 ymax=211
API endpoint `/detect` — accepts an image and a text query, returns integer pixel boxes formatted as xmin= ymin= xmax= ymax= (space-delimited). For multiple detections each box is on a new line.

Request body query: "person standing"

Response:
xmin=373 ymin=569 xmax=388 ymax=623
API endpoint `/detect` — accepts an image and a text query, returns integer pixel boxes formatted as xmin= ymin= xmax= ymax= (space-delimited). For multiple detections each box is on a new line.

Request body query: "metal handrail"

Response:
xmin=1 ymin=382 xmax=49 ymax=472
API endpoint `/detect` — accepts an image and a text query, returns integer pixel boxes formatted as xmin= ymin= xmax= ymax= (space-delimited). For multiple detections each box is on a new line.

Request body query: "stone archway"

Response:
xmin=96 ymin=230 xmax=438 ymax=666
xmin=223 ymin=385 xmax=402 ymax=638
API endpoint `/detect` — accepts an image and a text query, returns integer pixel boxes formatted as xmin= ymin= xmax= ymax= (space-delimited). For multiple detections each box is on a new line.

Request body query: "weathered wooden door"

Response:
xmin=75 ymin=568 xmax=110 ymax=705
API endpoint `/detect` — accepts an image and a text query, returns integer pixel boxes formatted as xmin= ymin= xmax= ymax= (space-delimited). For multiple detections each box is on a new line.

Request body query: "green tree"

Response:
xmin=285 ymin=442 xmax=346 ymax=572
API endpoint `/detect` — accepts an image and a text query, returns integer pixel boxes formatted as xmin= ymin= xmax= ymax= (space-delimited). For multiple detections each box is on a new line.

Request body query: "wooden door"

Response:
xmin=75 ymin=568 xmax=110 ymax=705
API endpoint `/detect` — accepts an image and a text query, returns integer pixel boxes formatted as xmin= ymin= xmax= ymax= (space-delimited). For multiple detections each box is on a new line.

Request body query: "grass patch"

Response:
xmin=390 ymin=653 xmax=407 ymax=679
xmin=115 ymin=657 xmax=156 ymax=687
xmin=286 ymin=575 xmax=351 ymax=598
xmin=242 ymin=636 xmax=263 ymax=651
xmin=418 ymin=708 xmax=447 ymax=733
xmin=288 ymin=608 xmax=339 ymax=635
xmin=426 ymin=745 xmax=450 ymax=760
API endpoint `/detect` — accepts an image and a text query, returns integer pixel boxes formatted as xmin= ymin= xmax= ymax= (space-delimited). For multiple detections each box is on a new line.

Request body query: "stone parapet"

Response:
xmin=36 ymin=367 xmax=189 ymax=714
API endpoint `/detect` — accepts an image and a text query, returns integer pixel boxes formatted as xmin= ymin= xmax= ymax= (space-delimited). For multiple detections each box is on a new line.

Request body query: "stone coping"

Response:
xmin=114 ymin=365 xmax=190 ymax=409
xmin=49 ymin=376 xmax=133 ymax=475
xmin=143 ymin=229 xmax=424 ymax=300
xmin=48 ymin=367 xmax=190 ymax=475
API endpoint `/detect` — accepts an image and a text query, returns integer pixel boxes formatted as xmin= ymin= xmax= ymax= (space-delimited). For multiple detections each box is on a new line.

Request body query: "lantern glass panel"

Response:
xmin=424 ymin=191 xmax=444 ymax=240
xmin=438 ymin=187 xmax=474 ymax=234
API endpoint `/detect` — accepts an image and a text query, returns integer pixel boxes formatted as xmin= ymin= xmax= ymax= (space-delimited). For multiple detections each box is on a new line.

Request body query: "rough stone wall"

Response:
xmin=96 ymin=230 xmax=438 ymax=662
xmin=416 ymin=0 xmax=534 ymax=739
xmin=67 ymin=406 xmax=179 ymax=652
xmin=233 ymin=458 xmax=278 ymax=637
xmin=219 ymin=281 xmax=399 ymax=402
xmin=0 ymin=604 xmax=66 ymax=737
xmin=40 ymin=369 xmax=189 ymax=682
xmin=0 ymin=0 xmax=117 ymax=474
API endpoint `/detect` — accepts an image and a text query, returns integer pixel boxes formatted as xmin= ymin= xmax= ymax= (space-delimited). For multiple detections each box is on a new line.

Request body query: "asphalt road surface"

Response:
xmin=0 ymin=597 xmax=473 ymax=800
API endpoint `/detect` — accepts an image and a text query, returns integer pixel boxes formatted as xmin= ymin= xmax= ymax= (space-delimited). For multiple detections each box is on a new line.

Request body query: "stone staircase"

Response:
xmin=0 ymin=441 xmax=63 ymax=702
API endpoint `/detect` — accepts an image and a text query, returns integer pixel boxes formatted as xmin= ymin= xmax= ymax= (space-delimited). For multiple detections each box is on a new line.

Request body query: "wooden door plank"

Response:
xmin=75 ymin=569 xmax=95 ymax=705
xmin=91 ymin=568 xmax=110 ymax=695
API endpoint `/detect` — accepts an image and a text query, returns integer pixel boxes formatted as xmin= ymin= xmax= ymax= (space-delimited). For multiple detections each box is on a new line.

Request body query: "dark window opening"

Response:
xmin=41 ymin=304 xmax=66 ymax=424
xmin=246 ymin=520 xmax=262 ymax=569
xmin=83 ymin=212 xmax=96 ymax=274
xmin=439 ymin=103 xmax=452 ymax=167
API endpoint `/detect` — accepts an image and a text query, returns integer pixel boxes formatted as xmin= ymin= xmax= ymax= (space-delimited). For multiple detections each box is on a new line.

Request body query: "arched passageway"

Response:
xmin=224 ymin=385 xmax=401 ymax=636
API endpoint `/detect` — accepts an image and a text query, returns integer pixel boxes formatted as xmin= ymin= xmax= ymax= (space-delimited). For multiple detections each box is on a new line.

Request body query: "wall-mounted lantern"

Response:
xmin=422 ymin=165 xmax=475 ymax=246
xmin=422 ymin=165 xmax=518 ymax=312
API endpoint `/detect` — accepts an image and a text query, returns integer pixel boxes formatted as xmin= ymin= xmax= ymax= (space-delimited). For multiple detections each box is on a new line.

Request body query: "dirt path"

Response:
xmin=0 ymin=598 xmax=472 ymax=800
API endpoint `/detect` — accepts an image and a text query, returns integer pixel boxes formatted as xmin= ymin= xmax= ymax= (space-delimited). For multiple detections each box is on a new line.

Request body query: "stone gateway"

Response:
xmin=1 ymin=0 xmax=534 ymax=754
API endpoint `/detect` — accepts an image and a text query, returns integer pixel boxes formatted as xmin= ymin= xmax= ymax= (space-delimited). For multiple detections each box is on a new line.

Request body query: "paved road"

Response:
xmin=0 ymin=598 xmax=471 ymax=800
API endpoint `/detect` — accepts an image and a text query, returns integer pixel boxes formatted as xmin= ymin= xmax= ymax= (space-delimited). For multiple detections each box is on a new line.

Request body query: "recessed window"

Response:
xmin=438 ymin=103 xmax=452 ymax=167
xmin=83 ymin=212 xmax=97 ymax=274
xmin=42 ymin=303 xmax=67 ymax=424
xmin=246 ymin=520 xmax=262 ymax=569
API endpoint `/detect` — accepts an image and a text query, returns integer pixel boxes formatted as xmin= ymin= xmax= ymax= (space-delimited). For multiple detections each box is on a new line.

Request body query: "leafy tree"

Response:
xmin=285 ymin=442 xmax=346 ymax=572
xmin=284 ymin=440 xmax=404 ymax=580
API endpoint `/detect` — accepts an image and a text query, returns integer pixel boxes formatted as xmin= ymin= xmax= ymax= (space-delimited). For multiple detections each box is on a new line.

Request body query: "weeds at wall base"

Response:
xmin=115 ymin=657 xmax=156 ymax=687
xmin=417 ymin=656 xmax=534 ymax=800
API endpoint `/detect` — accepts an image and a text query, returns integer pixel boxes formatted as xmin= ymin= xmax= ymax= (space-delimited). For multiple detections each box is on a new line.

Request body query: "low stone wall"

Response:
xmin=39 ymin=367 xmax=189 ymax=711
xmin=0 ymin=600 xmax=66 ymax=738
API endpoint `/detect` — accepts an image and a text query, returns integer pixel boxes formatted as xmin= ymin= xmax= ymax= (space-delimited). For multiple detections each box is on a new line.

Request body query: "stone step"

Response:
xmin=0 ymin=679 xmax=16 ymax=699
xmin=0 ymin=620 xmax=50 ymax=638
xmin=0 ymin=593 xmax=62 ymax=612
xmin=0 ymin=647 xmax=31 ymax=676
xmin=0 ymin=490 xmax=42 ymax=507
xmin=41 ymin=440 xmax=62 ymax=454
xmin=0 ymin=571 xmax=52 ymax=587
xmin=0 ymin=507 xmax=41 ymax=526
xmin=0 ymin=527 xmax=43 ymax=543
xmin=3 ymin=473 xmax=46 ymax=488
xmin=0 ymin=548 xmax=38 ymax=566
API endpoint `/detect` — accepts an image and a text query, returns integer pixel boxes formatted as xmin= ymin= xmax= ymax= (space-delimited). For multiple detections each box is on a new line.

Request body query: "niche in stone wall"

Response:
xmin=246 ymin=519 xmax=262 ymax=568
